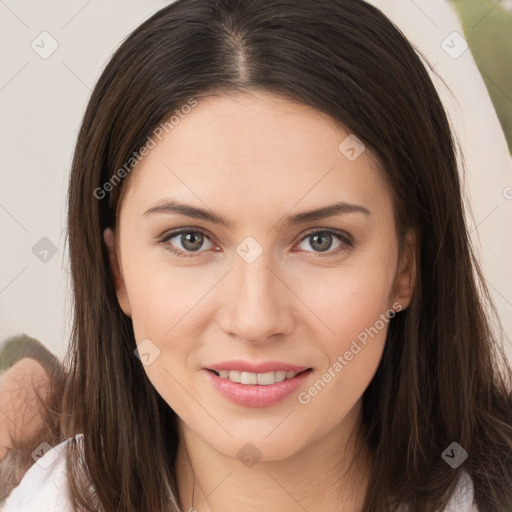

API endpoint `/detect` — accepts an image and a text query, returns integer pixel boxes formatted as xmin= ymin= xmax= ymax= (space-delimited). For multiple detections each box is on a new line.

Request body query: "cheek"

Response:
xmin=293 ymin=246 xmax=396 ymax=403
xmin=121 ymin=256 xmax=217 ymax=408
xmin=295 ymin=268 xmax=393 ymax=425
xmin=295 ymin=252 xmax=396 ymax=346
xmin=122 ymin=252 xmax=211 ymax=341
xmin=121 ymin=259 xmax=203 ymax=408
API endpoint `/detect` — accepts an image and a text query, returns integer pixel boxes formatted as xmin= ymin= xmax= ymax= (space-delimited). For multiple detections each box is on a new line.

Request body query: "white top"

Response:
xmin=1 ymin=434 xmax=479 ymax=511
xmin=1 ymin=435 xmax=81 ymax=512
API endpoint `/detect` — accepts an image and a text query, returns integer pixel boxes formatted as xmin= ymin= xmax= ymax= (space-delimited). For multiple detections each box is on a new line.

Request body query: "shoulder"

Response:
xmin=395 ymin=471 xmax=479 ymax=512
xmin=1 ymin=433 xmax=84 ymax=512
xmin=443 ymin=471 xmax=479 ymax=512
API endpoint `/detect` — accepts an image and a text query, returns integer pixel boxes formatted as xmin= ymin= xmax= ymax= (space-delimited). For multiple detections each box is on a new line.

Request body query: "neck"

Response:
xmin=174 ymin=402 xmax=371 ymax=512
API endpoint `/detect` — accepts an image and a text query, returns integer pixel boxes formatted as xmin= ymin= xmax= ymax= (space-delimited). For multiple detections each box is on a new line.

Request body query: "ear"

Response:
xmin=392 ymin=228 xmax=417 ymax=311
xmin=103 ymin=227 xmax=132 ymax=317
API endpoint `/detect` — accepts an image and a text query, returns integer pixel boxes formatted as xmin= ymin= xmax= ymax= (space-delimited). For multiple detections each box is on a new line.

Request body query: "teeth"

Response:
xmin=241 ymin=372 xmax=258 ymax=385
xmin=215 ymin=369 xmax=300 ymax=385
xmin=275 ymin=370 xmax=286 ymax=382
xmin=256 ymin=372 xmax=275 ymax=385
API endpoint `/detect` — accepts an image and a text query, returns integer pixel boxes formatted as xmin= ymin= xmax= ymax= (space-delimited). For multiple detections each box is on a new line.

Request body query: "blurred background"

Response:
xmin=451 ymin=0 xmax=512 ymax=153
xmin=1 ymin=0 xmax=511 ymax=366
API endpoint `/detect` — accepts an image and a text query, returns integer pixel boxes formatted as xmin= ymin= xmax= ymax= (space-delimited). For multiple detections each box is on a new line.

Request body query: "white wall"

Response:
xmin=1 ymin=0 xmax=511 ymax=364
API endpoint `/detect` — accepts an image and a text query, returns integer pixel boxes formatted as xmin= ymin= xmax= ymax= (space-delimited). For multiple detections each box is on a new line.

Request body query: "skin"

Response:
xmin=0 ymin=358 xmax=49 ymax=460
xmin=104 ymin=90 xmax=416 ymax=512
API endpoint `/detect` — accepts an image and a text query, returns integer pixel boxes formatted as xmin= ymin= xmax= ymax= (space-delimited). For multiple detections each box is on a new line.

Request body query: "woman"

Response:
xmin=2 ymin=0 xmax=511 ymax=510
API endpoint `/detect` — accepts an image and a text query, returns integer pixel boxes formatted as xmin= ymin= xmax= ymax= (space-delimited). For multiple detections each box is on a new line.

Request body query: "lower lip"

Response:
xmin=204 ymin=369 xmax=312 ymax=407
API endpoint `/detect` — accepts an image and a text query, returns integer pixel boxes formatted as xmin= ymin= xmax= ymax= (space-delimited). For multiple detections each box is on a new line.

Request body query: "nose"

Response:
xmin=217 ymin=252 xmax=295 ymax=345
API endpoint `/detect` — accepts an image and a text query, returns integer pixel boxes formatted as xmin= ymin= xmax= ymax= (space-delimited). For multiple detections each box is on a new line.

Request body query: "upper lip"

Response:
xmin=206 ymin=360 xmax=311 ymax=374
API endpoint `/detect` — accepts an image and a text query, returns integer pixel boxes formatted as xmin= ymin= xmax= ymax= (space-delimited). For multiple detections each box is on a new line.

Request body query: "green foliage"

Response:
xmin=450 ymin=0 xmax=512 ymax=153
xmin=0 ymin=335 xmax=58 ymax=373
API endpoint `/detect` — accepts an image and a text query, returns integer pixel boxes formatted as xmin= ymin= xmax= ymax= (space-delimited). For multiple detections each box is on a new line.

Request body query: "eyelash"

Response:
xmin=158 ymin=228 xmax=353 ymax=259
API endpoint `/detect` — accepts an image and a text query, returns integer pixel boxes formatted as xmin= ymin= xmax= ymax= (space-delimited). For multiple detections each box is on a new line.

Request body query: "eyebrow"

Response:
xmin=144 ymin=199 xmax=371 ymax=229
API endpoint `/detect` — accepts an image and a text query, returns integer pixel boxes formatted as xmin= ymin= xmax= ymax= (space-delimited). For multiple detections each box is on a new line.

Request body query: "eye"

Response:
xmin=159 ymin=229 xmax=216 ymax=259
xmin=158 ymin=228 xmax=353 ymax=260
xmin=295 ymin=230 xmax=353 ymax=256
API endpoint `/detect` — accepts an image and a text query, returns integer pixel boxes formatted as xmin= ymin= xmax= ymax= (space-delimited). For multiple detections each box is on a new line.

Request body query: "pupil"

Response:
xmin=182 ymin=232 xmax=203 ymax=251
xmin=311 ymin=233 xmax=331 ymax=252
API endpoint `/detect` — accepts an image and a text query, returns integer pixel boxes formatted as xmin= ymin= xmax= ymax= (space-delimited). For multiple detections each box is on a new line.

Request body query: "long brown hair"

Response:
xmin=4 ymin=0 xmax=512 ymax=510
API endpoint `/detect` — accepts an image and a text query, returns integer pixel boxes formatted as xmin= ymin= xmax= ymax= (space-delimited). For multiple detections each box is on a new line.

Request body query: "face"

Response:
xmin=105 ymin=90 xmax=415 ymax=462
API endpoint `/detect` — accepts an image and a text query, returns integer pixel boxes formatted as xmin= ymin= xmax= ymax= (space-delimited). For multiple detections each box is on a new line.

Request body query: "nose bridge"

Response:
xmin=220 ymin=246 xmax=293 ymax=342
xmin=237 ymin=252 xmax=276 ymax=306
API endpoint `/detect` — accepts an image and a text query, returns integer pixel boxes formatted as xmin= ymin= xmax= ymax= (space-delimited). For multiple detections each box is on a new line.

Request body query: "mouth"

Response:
xmin=207 ymin=368 xmax=312 ymax=386
xmin=204 ymin=366 xmax=313 ymax=407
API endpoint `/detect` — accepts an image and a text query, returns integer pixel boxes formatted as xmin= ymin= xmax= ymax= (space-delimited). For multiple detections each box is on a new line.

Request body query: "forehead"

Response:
xmin=119 ymin=91 xmax=391 ymax=222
